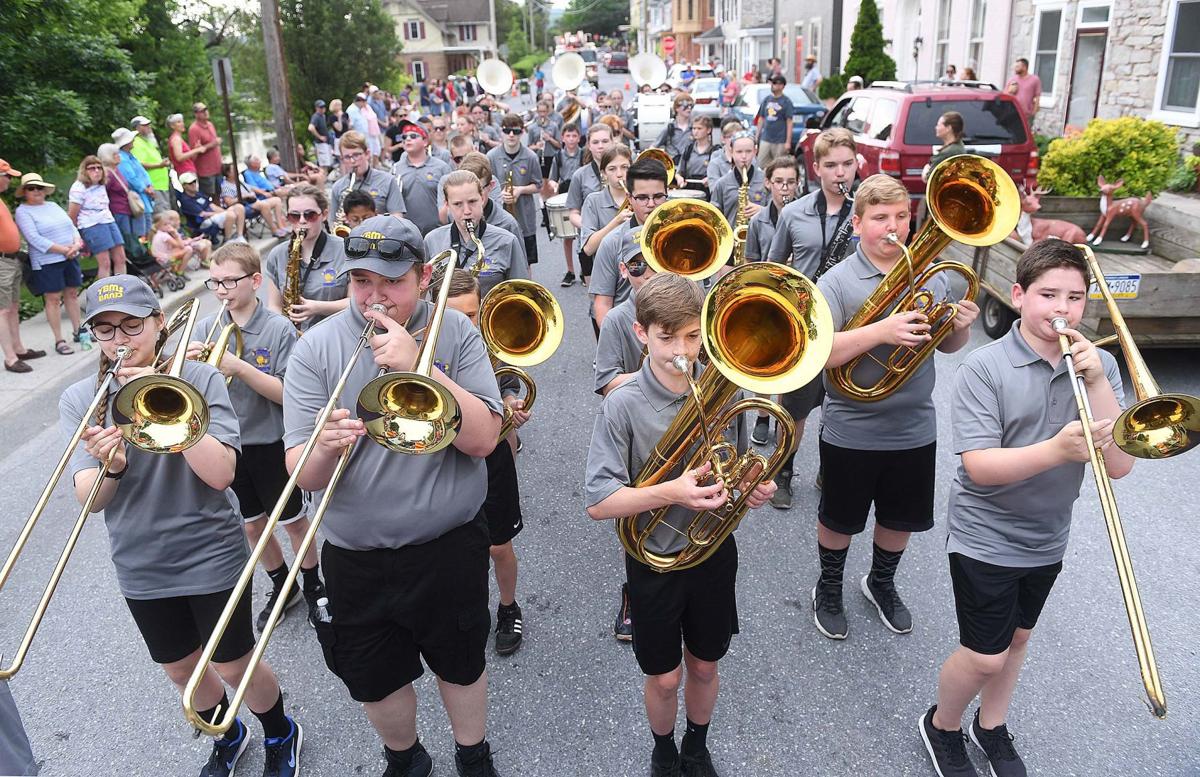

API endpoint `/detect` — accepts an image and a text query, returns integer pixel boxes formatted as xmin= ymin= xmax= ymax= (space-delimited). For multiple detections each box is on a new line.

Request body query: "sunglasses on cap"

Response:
xmin=501 ymin=127 xmax=524 ymax=135
xmin=625 ymin=258 xmax=648 ymax=277
xmin=344 ymin=236 xmax=422 ymax=261
xmin=286 ymin=209 xmax=323 ymax=223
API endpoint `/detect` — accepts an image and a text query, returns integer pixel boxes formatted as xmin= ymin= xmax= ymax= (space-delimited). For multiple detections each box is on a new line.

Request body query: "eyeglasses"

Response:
xmin=625 ymin=260 xmax=649 ymax=277
xmin=91 ymin=318 xmax=146 ymax=340
xmin=677 ymin=102 xmax=694 ymax=109
xmin=630 ymin=193 xmax=669 ymax=204
xmin=286 ymin=209 xmax=323 ymax=223
xmin=770 ymin=179 xmax=797 ymax=188
xmin=204 ymin=273 xmax=253 ymax=291
xmin=342 ymin=152 xmax=367 ymax=163
xmin=401 ymin=132 xmax=425 ymax=141
xmin=23 ymin=185 xmax=45 ymax=192
xmin=452 ymin=155 xmax=465 ymax=165
xmin=432 ymin=125 xmax=447 ymax=131
xmin=501 ymin=127 xmax=523 ymax=135
xmin=344 ymin=236 xmax=420 ymax=261
xmin=86 ymin=165 xmax=103 ymax=170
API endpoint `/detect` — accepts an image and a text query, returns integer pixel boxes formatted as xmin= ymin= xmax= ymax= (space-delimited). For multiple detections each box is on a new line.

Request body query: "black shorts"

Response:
xmin=780 ymin=374 xmax=825 ymax=423
xmin=484 ymin=442 xmax=524 ymax=545
xmin=316 ymin=516 xmax=491 ymax=702
xmin=625 ymin=537 xmax=739 ymax=676
xmin=949 ymin=553 xmax=1062 ymax=655
xmin=818 ymin=439 xmax=936 ymax=535
xmin=231 ymin=441 xmax=304 ymax=524
xmin=125 ymin=586 xmax=256 ymax=665
xmin=523 ymin=233 xmax=539 ymax=265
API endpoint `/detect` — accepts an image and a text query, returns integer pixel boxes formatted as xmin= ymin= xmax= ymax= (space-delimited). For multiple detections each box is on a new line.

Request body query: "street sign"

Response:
xmin=663 ymin=36 xmax=675 ymax=54
xmin=212 ymin=58 xmax=234 ymax=97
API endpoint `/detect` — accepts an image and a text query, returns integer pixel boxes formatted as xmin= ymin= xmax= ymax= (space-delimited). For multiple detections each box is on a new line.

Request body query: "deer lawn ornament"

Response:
xmin=1014 ymin=184 xmax=1087 ymax=245
xmin=1087 ymin=175 xmax=1153 ymax=249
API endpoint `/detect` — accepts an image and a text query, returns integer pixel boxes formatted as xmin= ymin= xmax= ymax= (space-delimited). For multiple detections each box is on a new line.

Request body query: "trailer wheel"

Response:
xmin=981 ymin=293 xmax=1017 ymax=339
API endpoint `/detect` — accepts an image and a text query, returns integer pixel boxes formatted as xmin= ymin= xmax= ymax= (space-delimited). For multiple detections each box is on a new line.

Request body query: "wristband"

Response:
xmin=104 ymin=463 xmax=128 ymax=480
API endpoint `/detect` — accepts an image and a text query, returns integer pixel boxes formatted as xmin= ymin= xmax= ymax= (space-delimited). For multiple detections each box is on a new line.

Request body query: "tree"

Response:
xmin=123 ymin=1 xmax=216 ymax=122
xmin=842 ymin=0 xmax=895 ymax=86
xmin=557 ymin=0 xmax=627 ymax=38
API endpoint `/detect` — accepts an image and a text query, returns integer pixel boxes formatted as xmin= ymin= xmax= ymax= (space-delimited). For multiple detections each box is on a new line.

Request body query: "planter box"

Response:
xmin=1034 ymin=195 xmax=1200 ymax=263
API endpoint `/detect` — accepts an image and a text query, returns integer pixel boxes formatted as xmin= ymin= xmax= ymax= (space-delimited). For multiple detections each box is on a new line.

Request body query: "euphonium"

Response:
xmin=639 ymin=197 xmax=734 ymax=281
xmin=614 ymin=256 xmax=835 ymax=572
xmin=333 ymin=172 xmax=356 ymax=238
xmin=826 ymin=154 xmax=1018 ymax=402
xmin=731 ymin=166 xmax=751 ymax=266
xmin=283 ymin=227 xmax=306 ymax=332
xmin=195 ymin=299 xmax=244 ymax=384
xmin=636 ymin=147 xmax=676 ymax=188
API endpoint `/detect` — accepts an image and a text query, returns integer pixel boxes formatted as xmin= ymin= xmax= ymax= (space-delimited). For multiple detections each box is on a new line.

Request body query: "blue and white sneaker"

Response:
xmin=200 ymin=717 xmax=250 ymax=777
xmin=262 ymin=717 xmax=303 ymax=777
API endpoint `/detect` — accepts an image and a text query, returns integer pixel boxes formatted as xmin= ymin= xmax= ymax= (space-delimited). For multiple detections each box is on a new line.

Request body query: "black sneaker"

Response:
xmin=560 ymin=271 xmax=576 ymax=287
xmin=199 ymin=718 xmax=250 ymax=777
xmin=262 ymin=717 xmax=302 ymax=777
xmin=919 ymin=706 xmax=978 ymax=777
xmin=495 ymin=603 xmax=524 ymax=655
xmin=811 ymin=584 xmax=848 ymax=640
xmin=860 ymin=574 xmax=913 ymax=634
xmin=614 ymin=584 xmax=633 ymax=642
xmin=650 ymin=753 xmax=681 ymax=777
xmin=256 ymin=582 xmax=303 ymax=633
xmin=770 ymin=472 xmax=792 ymax=509
xmin=750 ymin=416 xmax=769 ymax=445
xmin=454 ymin=741 xmax=500 ymax=777
xmin=303 ymin=581 xmax=327 ymax=629
xmin=382 ymin=741 xmax=434 ymax=777
xmin=680 ymin=747 xmax=719 ymax=776
xmin=969 ymin=708 xmax=1027 ymax=777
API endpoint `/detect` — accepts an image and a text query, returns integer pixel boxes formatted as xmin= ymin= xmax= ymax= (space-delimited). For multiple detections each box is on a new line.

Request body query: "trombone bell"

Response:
xmin=1114 ymin=395 xmax=1200 ymax=459
xmin=113 ymin=375 xmax=209 ymax=453
xmin=357 ymin=373 xmax=461 ymax=455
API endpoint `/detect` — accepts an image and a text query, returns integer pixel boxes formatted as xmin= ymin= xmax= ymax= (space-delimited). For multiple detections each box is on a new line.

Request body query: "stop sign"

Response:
xmin=663 ymin=36 xmax=675 ymax=54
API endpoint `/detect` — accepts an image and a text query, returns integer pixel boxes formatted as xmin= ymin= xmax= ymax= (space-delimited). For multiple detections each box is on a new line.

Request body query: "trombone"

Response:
xmin=1 ymin=298 xmax=212 ymax=679
xmin=182 ymin=251 xmax=463 ymax=735
xmin=826 ymin=155 xmax=1019 ymax=402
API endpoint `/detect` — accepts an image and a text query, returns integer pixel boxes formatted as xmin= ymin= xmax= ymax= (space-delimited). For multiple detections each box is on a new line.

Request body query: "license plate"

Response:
xmin=1089 ymin=273 xmax=1141 ymax=300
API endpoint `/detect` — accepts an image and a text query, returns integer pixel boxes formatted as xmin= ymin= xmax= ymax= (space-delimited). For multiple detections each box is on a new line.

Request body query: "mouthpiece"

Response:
xmin=369 ymin=304 xmax=388 ymax=315
xmin=672 ymin=355 xmax=690 ymax=373
xmin=1051 ymin=317 xmax=1069 ymax=332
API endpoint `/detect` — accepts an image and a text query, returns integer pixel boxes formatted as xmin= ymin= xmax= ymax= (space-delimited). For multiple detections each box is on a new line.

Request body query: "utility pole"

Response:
xmin=528 ymin=0 xmax=535 ymax=50
xmin=261 ymin=0 xmax=299 ymax=171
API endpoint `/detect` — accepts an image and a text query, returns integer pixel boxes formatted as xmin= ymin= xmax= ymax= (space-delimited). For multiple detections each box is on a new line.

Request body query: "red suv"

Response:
xmin=797 ymin=82 xmax=1039 ymax=197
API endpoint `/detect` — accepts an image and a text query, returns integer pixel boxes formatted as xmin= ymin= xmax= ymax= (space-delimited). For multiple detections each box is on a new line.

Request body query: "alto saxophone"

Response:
xmin=503 ymin=169 xmax=518 ymax=217
xmin=464 ymin=218 xmax=488 ymax=277
xmin=731 ymin=166 xmax=751 ymax=266
xmin=283 ymin=227 xmax=306 ymax=333
xmin=333 ymin=172 xmax=356 ymax=238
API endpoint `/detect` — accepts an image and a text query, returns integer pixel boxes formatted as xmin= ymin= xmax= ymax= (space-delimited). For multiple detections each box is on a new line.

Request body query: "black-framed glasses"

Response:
xmin=401 ymin=132 xmax=424 ymax=141
xmin=204 ymin=273 xmax=253 ymax=291
xmin=501 ymin=127 xmax=523 ymax=135
xmin=342 ymin=152 xmax=367 ymax=162
xmin=625 ymin=259 xmax=649 ymax=277
xmin=344 ymin=236 xmax=420 ymax=261
xmin=630 ymin=193 xmax=669 ymax=204
xmin=452 ymin=155 xmax=465 ymax=164
xmin=677 ymin=102 xmax=694 ymax=109
xmin=91 ymin=318 xmax=146 ymax=340
xmin=431 ymin=125 xmax=448 ymax=131
xmin=286 ymin=209 xmax=323 ymax=223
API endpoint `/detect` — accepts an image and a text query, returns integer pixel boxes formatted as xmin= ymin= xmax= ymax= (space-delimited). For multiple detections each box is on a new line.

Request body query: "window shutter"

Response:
xmin=420 ymin=21 xmax=426 ymax=38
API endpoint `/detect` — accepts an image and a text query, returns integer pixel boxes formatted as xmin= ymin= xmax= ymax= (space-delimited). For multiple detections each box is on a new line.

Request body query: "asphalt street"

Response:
xmin=1 ymin=68 xmax=1198 ymax=777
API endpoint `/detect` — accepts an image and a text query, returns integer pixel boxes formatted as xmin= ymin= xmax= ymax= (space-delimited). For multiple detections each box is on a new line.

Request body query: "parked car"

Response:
xmin=606 ymin=51 xmax=629 ymax=73
xmin=797 ymin=81 xmax=1038 ymax=196
xmin=688 ymin=77 xmax=723 ymax=121
xmin=729 ymin=83 xmax=826 ymax=149
xmin=666 ymin=64 xmax=715 ymax=90
xmin=577 ymin=48 xmax=600 ymax=87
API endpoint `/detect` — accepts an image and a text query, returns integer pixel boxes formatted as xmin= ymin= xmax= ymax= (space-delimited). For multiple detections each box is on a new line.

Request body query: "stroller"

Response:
xmin=123 ymin=233 xmax=186 ymax=297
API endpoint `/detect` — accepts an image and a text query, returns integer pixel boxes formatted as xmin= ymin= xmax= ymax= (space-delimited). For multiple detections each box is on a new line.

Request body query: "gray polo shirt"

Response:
xmin=744 ymin=202 xmax=781 ymax=263
xmin=654 ymin=122 xmax=692 ymax=159
xmin=590 ymin=219 xmax=634 ymax=309
xmin=580 ymin=186 xmax=623 ymax=251
xmin=946 ymin=321 xmax=1124 ymax=567
xmin=707 ymin=152 xmax=733 ymax=184
xmin=391 ymin=153 xmax=452 ymax=236
xmin=550 ymin=147 xmax=584 ymax=185
xmin=767 ymin=190 xmax=852 ymax=277
xmin=282 ymin=300 xmax=503 ymax=550
xmin=435 ymin=172 xmax=505 ymax=216
xmin=710 ymin=166 xmax=769 ymax=226
xmin=532 ymin=118 xmax=560 ymax=158
xmin=584 ymin=358 xmax=744 ymax=557
xmin=566 ymin=161 xmax=603 ymax=212
xmin=431 ymin=145 xmax=453 ymax=165
xmin=424 ymin=220 xmax=530 ymax=299
xmin=0 ymin=681 xmax=35 ymax=777
xmin=60 ymin=361 xmax=247 ymax=599
xmin=488 ymin=145 xmax=544 ymax=237
xmin=196 ymin=301 xmax=297 ymax=445
xmin=594 ymin=294 xmax=643 ymax=394
xmin=330 ymin=166 xmax=406 ymax=218
xmin=263 ymin=231 xmax=349 ymax=332
xmin=817 ymin=245 xmax=951 ymax=450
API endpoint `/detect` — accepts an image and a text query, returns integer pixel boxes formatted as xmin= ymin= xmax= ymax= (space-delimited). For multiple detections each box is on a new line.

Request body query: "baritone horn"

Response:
xmin=826 ymin=154 xmax=1019 ymax=402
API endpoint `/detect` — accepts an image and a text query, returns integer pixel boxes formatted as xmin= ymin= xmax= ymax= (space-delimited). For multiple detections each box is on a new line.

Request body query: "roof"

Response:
xmin=697 ymin=27 xmax=724 ymax=41
xmin=417 ymin=0 xmax=490 ymax=24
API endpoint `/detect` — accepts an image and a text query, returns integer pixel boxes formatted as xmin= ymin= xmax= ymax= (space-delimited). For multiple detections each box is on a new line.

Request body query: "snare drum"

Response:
xmin=546 ymin=193 xmax=576 ymax=239
xmin=668 ymin=188 xmax=707 ymax=201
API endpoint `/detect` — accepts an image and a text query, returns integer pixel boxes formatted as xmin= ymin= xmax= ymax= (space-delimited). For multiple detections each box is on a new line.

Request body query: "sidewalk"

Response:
xmin=0 ymin=235 xmax=282 ymax=423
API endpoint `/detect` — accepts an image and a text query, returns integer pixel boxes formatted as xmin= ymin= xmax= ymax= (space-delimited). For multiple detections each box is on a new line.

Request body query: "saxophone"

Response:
xmin=731 ymin=166 xmax=751 ymax=266
xmin=333 ymin=172 xmax=356 ymax=238
xmin=813 ymin=181 xmax=856 ymax=280
xmin=283 ymin=227 xmax=306 ymax=332
xmin=503 ymin=169 xmax=518 ymax=217
xmin=464 ymin=218 xmax=488 ymax=276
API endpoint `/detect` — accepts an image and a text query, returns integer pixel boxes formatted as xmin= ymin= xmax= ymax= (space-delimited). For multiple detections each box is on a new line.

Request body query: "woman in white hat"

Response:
xmin=12 ymin=173 xmax=84 ymax=355
xmin=111 ymin=127 xmax=154 ymax=238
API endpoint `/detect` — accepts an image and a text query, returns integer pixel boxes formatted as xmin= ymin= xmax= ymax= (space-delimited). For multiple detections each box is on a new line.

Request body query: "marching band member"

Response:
xmin=391 ymin=119 xmax=453 ymax=237
xmin=810 ymin=175 xmax=978 ymax=641
xmin=585 ymin=272 xmax=774 ymax=777
xmin=532 ymin=101 xmax=562 ymax=181
xmin=706 ymin=119 xmax=744 ymax=185
xmin=743 ymin=156 xmax=797 ymax=264
xmin=469 ymin=102 xmax=502 ymax=150
xmin=580 ymin=145 xmax=633 ymax=335
xmin=605 ymin=89 xmax=638 ymax=146
xmin=676 ymin=116 xmax=716 ymax=195
xmin=488 ymin=113 xmax=544 ymax=268
xmin=263 ymin=185 xmax=349 ymax=332
xmin=283 ymin=216 xmax=505 ymax=777
xmin=189 ymin=242 xmax=327 ymax=632
xmin=63 ymin=275 xmax=302 ymax=776
xmin=708 ymin=131 xmax=768 ymax=228
xmin=329 ymin=131 xmax=406 ymax=223
xmin=455 ymin=155 xmax=524 ymax=248
xmin=340 ymin=189 xmax=378 ymax=231
xmin=921 ymin=241 xmax=1130 ymax=777
xmin=566 ymin=124 xmax=616 ymax=286
xmin=547 ymin=123 xmax=584 ymax=286
xmin=653 ymin=94 xmax=695 ymax=160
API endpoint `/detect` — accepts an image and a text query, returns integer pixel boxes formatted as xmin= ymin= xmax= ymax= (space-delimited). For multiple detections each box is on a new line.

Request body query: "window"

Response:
xmin=688 ymin=0 xmax=694 ymax=20
xmin=902 ymin=98 xmax=1028 ymax=145
xmin=412 ymin=60 xmax=426 ymax=82
xmin=1078 ymin=3 xmax=1109 ymax=25
xmin=935 ymin=0 xmax=953 ymax=78
xmin=843 ymin=97 xmax=874 ymax=134
xmin=870 ymin=99 xmax=898 ymax=140
xmin=1163 ymin=1 xmax=1200 ymax=111
xmin=808 ymin=18 xmax=822 ymax=67
xmin=709 ymin=0 xmax=715 ymax=18
xmin=1031 ymin=7 xmax=1063 ymax=96
xmin=968 ymin=0 xmax=986 ymax=75
xmin=404 ymin=20 xmax=425 ymax=40
xmin=459 ymin=25 xmax=476 ymax=41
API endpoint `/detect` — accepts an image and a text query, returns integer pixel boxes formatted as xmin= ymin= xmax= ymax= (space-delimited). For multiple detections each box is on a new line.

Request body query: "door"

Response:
xmin=1065 ymin=32 xmax=1107 ymax=132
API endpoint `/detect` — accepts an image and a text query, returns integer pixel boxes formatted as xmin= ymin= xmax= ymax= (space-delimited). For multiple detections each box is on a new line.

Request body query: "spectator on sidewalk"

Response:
xmin=67 ymin=155 xmax=127 ymax=278
xmin=178 ymin=170 xmax=246 ymax=244
xmin=150 ymin=209 xmax=211 ymax=275
xmin=187 ymin=102 xmax=224 ymax=198
xmin=129 ymin=116 xmax=171 ymax=212
xmin=245 ymin=153 xmax=294 ymax=201
xmin=308 ymin=100 xmax=334 ymax=170
xmin=111 ymin=127 xmax=154 ymax=237
xmin=265 ymin=149 xmax=304 ymax=190
xmin=96 ymin=143 xmax=138 ymax=245
xmin=0 ymin=160 xmax=46 ymax=373
xmin=755 ymin=74 xmax=795 ymax=167
xmin=1005 ymin=58 xmax=1042 ymax=118
xmin=220 ymin=162 xmax=288 ymax=237
xmin=13 ymin=173 xmax=84 ymax=356
xmin=801 ymin=55 xmax=822 ymax=91
xmin=167 ymin=113 xmax=205 ymax=180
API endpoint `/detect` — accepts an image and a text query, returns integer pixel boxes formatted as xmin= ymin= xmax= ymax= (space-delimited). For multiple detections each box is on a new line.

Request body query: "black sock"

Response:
xmin=385 ymin=740 xmax=421 ymax=771
xmin=498 ymin=600 xmax=520 ymax=614
xmin=251 ymin=691 xmax=291 ymax=740
xmin=817 ymin=543 xmax=848 ymax=592
xmin=266 ymin=563 xmax=288 ymax=590
xmin=681 ymin=718 xmax=709 ymax=756
xmin=869 ymin=543 xmax=905 ymax=588
xmin=300 ymin=564 xmax=321 ymax=592
xmin=651 ymin=729 xmax=677 ymax=765
xmin=455 ymin=738 xmax=489 ymax=764
xmin=199 ymin=692 xmax=234 ymax=742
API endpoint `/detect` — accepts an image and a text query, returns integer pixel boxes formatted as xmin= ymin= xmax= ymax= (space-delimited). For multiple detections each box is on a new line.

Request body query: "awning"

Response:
xmin=697 ymin=27 xmax=724 ymax=42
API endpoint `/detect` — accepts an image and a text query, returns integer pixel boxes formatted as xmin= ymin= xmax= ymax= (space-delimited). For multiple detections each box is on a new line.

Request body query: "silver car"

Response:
xmin=689 ymin=77 xmax=724 ymax=122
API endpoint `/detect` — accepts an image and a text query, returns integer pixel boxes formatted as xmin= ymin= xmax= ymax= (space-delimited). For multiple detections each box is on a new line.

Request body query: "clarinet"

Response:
xmin=812 ymin=182 xmax=856 ymax=281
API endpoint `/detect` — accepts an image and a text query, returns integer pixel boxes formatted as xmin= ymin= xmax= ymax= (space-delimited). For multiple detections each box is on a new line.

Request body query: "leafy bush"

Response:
xmin=1038 ymin=117 xmax=1179 ymax=197
xmin=818 ymin=73 xmax=846 ymax=101
xmin=1167 ymin=154 xmax=1200 ymax=191
xmin=510 ymin=52 xmax=549 ymax=79
xmin=1034 ymin=133 xmax=1056 ymax=161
